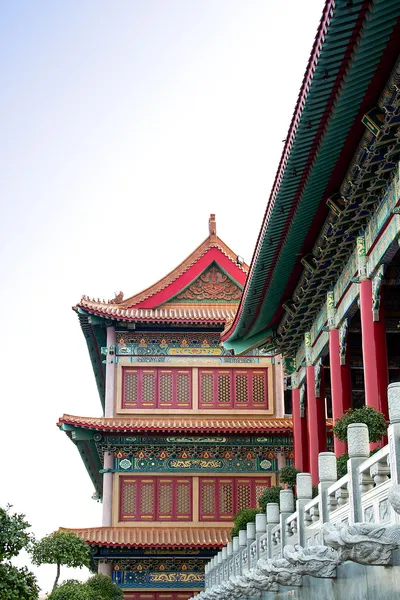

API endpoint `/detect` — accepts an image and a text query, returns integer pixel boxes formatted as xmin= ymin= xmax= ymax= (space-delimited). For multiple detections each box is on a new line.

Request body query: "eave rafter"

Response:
xmin=276 ymin=60 xmax=400 ymax=355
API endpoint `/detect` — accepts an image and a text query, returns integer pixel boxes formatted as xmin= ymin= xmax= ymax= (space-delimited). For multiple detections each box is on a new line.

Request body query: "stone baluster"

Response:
xmin=227 ymin=541 xmax=234 ymax=578
xmin=222 ymin=546 xmax=229 ymax=581
xmin=266 ymin=503 xmax=280 ymax=558
xmin=212 ymin=556 xmax=217 ymax=586
xmin=388 ymin=382 xmax=400 ymax=523
xmin=347 ymin=423 xmax=370 ymax=524
xmin=246 ymin=521 xmax=256 ymax=570
xmin=232 ymin=535 xmax=241 ymax=576
xmin=217 ymin=550 xmax=222 ymax=585
xmin=255 ymin=513 xmax=267 ymax=561
xmin=296 ymin=473 xmax=313 ymax=547
xmin=239 ymin=529 xmax=248 ymax=573
xmin=280 ymin=489 xmax=294 ymax=551
xmin=318 ymin=452 xmax=337 ymax=524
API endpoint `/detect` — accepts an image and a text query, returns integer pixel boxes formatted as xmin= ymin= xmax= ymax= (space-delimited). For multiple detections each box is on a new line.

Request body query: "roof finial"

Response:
xmin=209 ymin=213 xmax=217 ymax=237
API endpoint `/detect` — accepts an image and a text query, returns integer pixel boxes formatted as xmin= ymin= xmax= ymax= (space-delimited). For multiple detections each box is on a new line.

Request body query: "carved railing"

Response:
xmin=201 ymin=382 xmax=400 ymax=598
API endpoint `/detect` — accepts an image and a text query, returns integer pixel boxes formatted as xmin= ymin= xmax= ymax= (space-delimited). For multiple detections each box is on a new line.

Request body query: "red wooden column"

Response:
xmin=329 ymin=327 xmax=352 ymax=456
xmin=358 ymin=239 xmax=388 ymax=418
xmin=292 ymin=385 xmax=309 ymax=472
xmin=305 ymin=333 xmax=327 ymax=483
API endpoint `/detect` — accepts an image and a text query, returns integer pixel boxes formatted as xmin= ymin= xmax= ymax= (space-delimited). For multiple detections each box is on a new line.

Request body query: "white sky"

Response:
xmin=0 ymin=0 xmax=325 ymax=594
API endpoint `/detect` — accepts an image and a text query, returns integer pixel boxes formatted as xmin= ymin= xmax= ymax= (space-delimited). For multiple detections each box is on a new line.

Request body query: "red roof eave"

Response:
xmin=58 ymin=414 xmax=295 ymax=434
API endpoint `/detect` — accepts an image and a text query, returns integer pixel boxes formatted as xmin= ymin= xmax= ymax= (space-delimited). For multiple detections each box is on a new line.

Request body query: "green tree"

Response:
xmin=279 ymin=466 xmax=300 ymax=488
xmin=0 ymin=563 xmax=40 ymax=600
xmin=86 ymin=573 xmax=123 ymax=600
xmin=48 ymin=580 xmax=91 ymax=600
xmin=0 ymin=505 xmax=39 ymax=600
xmin=31 ymin=531 xmax=90 ymax=593
xmin=0 ymin=505 xmax=34 ymax=561
xmin=333 ymin=406 xmax=387 ymax=444
xmin=231 ymin=508 xmax=258 ymax=538
xmin=258 ymin=486 xmax=282 ymax=512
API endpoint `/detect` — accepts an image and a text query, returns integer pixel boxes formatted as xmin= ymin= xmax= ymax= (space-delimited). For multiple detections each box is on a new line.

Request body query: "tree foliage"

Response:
xmin=231 ymin=508 xmax=258 ymax=538
xmin=336 ymin=453 xmax=349 ymax=479
xmin=0 ymin=505 xmax=34 ymax=561
xmin=0 ymin=505 xmax=38 ymax=600
xmin=48 ymin=580 xmax=91 ymax=600
xmin=48 ymin=576 xmax=123 ymax=600
xmin=279 ymin=466 xmax=300 ymax=488
xmin=0 ymin=563 xmax=39 ymax=600
xmin=32 ymin=531 xmax=90 ymax=592
xmin=86 ymin=573 xmax=123 ymax=600
xmin=333 ymin=406 xmax=387 ymax=443
xmin=258 ymin=486 xmax=282 ymax=512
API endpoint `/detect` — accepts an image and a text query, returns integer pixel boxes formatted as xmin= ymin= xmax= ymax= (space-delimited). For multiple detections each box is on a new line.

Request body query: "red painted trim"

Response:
xmin=360 ymin=280 xmax=389 ymax=419
xmin=135 ymin=248 xmax=246 ymax=308
xmin=329 ymin=329 xmax=351 ymax=457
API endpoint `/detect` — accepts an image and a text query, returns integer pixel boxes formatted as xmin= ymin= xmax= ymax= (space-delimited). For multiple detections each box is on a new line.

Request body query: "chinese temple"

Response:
xmin=58 ymin=215 xmax=293 ymax=599
xmin=222 ymin=0 xmax=400 ymax=483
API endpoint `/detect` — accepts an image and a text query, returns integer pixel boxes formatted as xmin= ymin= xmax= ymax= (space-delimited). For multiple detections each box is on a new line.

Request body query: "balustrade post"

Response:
xmin=217 ymin=551 xmax=223 ymax=585
xmin=232 ymin=536 xmax=240 ymax=576
xmin=255 ymin=513 xmax=267 ymax=561
xmin=227 ymin=541 xmax=233 ymax=579
xmin=239 ymin=529 xmax=248 ymax=574
xmin=296 ymin=472 xmax=313 ymax=547
xmin=266 ymin=503 xmax=279 ymax=558
xmin=222 ymin=546 xmax=229 ymax=582
xmin=246 ymin=521 xmax=256 ymax=570
xmin=347 ymin=423 xmax=370 ymax=523
xmin=388 ymin=382 xmax=400 ymax=523
xmin=280 ymin=489 xmax=294 ymax=551
xmin=318 ymin=452 xmax=337 ymax=523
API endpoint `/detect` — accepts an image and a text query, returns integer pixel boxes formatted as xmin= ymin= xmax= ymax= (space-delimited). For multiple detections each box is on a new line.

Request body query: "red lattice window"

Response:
xmin=198 ymin=369 xmax=268 ymax=409
xmin=120 ymin=476 xmax=192 ymax=521
xmin=199 ymin=477 xmax=270 ymax=521
xmin=122 ymin=368 xmax=192 ymax=409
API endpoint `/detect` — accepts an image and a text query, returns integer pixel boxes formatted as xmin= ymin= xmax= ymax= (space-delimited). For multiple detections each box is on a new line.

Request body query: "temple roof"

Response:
xmin=75 ymin=214 xmax=248 ymax=322
xmin=59 ymin=526 xmax=230 ymax=548
xmin=75 ymin=305 xmax=237 ymax=324
xmin=75 ymin=215 xmax=249 ymax=407
xmin=222 ymin=0 xmax=400 ymax=354
xmin=58 ymin=414 xmax=294 ymax=433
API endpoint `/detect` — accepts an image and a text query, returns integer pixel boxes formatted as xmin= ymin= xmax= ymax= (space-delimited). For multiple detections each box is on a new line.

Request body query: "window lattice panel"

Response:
xmin=142 ymin=372 xmax=156 ymax=405
xmin=122 ymin=481 xmax=137 ymax=514
xmin=177 ymin=373 xmax=190 ymax=405
xmin=235 ymin=373 xmax=248 ymax=403
xmin=237 ymin=483 xmax=251 ymax=511
xmin=200 ymin=373 xmax=214 ymax=405
xmin=176 ymin=482 xmax=190 ymax=517
xmin=219 ymin=483 xmax=233 ymax=515
xmin=253 ymin=373 xmax=266 ymax=403
xmin=200 ymin=482 xmax=215 ymax=517
xmin=158 ymin=483 xmax=173 ymax=516
xmin=140 ymin=482 xmax=155 ymax=516
xmin=217 ymin=373 xmax=231 ymax=405
xmin=124 ymin=372 xmax=138 ymax=405
xmin=159 ymin=373 xmax=173 ymax=405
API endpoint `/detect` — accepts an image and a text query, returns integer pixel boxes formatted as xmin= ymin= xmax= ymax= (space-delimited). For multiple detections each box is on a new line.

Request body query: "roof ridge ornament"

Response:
xmin=209 ymin=214 xmax=217 ymax=238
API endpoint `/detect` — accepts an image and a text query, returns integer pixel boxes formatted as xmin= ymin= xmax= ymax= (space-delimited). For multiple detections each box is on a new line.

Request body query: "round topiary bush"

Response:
xmin=258 ymin=486 xmax=282 ymax=512
xmin=279 ymin=465 xmax=300 ymax=488
xmin=332 ymin=406 xmax=387 ymax=444
xmin=230 ymin=508 xmax=258 ymax=538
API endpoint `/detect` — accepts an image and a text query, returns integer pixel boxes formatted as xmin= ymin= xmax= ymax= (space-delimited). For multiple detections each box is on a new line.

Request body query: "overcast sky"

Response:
xmin=0 ymin=0 xmax=325 ymax=594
